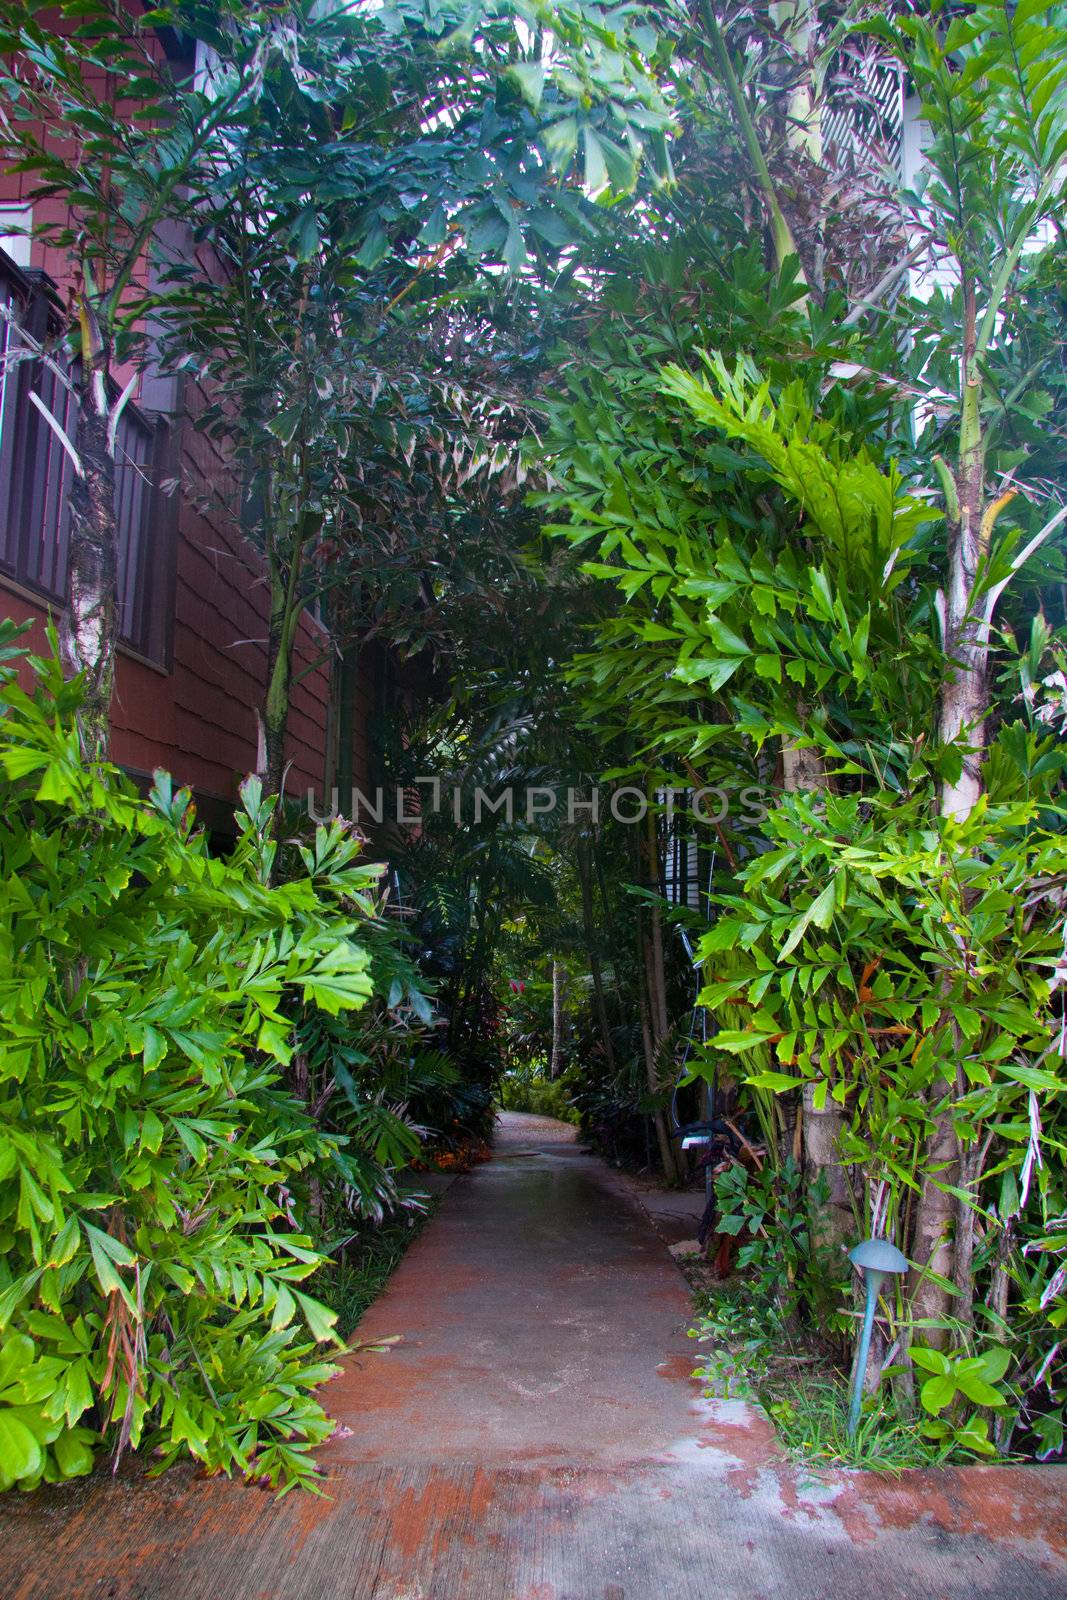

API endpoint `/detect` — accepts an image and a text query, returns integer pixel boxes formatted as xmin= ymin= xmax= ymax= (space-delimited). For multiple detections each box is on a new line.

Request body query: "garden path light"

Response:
xmin=848 ymin=1237 xmax=909 ymax=1438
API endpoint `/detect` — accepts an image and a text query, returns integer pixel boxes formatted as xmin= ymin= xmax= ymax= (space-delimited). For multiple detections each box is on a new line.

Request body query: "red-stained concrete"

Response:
xmin=320 ymin=1113 xmax=703 ymax=1470
xmin=1 ymin=1112 xmax=1065 ymax=1600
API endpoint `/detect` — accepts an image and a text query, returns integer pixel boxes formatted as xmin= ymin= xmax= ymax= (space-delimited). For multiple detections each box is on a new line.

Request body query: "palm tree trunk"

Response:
xmin=549 ymin=960 xmax=566 ymax=1079
xmin=638 ymin=805 xmax=679 ymax=1181
xmin=781 ymin=714 xmax=852 ymax=1245
xmin=637 ymin=934 xmax=679 ymax=1182
xmin=576 ymin=835 xmax=616 ymax=1073
xmin=261 ymin=526 xmax=308 ymax=806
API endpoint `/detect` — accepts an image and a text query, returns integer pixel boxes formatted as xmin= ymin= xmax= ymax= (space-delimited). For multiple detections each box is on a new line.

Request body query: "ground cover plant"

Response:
xmin=690 ymin=1280 xmax=1022 ymax=1473
xmin=499 ymin=1062 xmax=582 ymax=1126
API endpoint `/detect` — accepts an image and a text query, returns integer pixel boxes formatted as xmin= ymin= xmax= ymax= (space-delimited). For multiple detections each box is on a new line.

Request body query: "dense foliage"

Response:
xmin=541 ymin=0 xmax=1067 ymax=1462
xmin=0 ymin=630 xmax=385 ymax=1491
xmin=1 ymin=0 xmax=1065 ymax=1490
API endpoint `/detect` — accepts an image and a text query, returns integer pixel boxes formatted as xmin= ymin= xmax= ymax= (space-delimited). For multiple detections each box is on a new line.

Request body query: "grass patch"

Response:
xmin=766 ymin=1379 xmax=948 ymax=1472
xmin=312 ymin=1197 xmax=440 ymax=1340
xmin=687 ymin=1278 xmax=1003 ymax=1474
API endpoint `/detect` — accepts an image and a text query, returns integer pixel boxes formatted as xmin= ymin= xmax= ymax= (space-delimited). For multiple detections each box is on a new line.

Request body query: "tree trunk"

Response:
xmin=549 ymin=960 xmax=566 ymax=1079
xmin=593 ymin=842 xmax=625 ymax=1013
xmin=637 ymin=807 xmax=679 ymax=1182
xmin=859 ymin=1314 xmax=888 ymax=1398
xmin=782 ymin=736 xmax=827 ymax=793
xmin=907 ymin=1087 xmax=959 ymax=1346
xmin=261 ymin=529 xmax=307 ymax=807
xmin=60 ymin=400 xmax=117 ymax=763
xmin=912 ymin=284 xmax=988 ymax=1340
xmin=637 ymin=937 xmax=679 ymax=1182
xmin=801 ymin=1083 xmax=853 ymax=1251
xmin=952 ymin=1142 xmax=983 ymax=1331
xmin=937 ymin=313 xmax=988 ymax=823
xmin=781 ymin=714 xmax=851 ymax=1244
xmin=644 ymin=801 xmax=670 ymax=1040
xmin=770 ymin=2 xmax=821 ymax=161
xmin=576 ymin=835 xmax=616 ymax=1074
xmin=988 ymin=1215 xmax=1016 ymax=1329
xmin=701 ymin=0 xmax=806 ymax=284
xmin=263 ymin=560 xmax=293 ymax=800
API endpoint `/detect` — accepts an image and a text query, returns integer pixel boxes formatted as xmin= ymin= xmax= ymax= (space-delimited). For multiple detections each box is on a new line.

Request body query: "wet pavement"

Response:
xmin=2 ymin=1112 xmax=1065 ymax=1599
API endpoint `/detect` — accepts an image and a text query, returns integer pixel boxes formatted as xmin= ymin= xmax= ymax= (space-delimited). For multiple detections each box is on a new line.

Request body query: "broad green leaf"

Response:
xmin=0 ymin=1412 xmax=42 ymax=1489
xmin=920 ymin=1374 xmax=957 ymax=1415
xmin=910 ymin=1346 xmax=951 ymax=1376
xmin=293 ymin=1291 xmax=340 ymax=1346
xmin=745 ymin=1070 xmax=799 ymax=1092
xmin=354 ymin=225 xmax=390 ymax=271
xmin=506 ymin=62 xmax=545 ymax=110
xmin=53 ymin=1427 xmax=95 ymax=1479
xmin=954 ymin=1373 xmax=1008 ymax=1408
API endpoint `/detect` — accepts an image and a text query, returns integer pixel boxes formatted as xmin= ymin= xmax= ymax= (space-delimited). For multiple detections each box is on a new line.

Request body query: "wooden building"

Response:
xmin=0 ymin=22 xmax=391 ymax=830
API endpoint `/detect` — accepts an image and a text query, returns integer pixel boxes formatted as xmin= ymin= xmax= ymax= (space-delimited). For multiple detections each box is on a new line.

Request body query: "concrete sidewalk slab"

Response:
xmin=1 ymin=1111 xmax=1064 ymax=1599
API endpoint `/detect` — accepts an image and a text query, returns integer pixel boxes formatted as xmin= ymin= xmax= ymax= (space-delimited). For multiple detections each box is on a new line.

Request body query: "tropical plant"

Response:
xmin=689 ymin=1292 xmax=779 ymax=1404
xmin=499 ymin=1062 xmax=582 ymax=1125
xmin=907 ymin=1343 xmax=1013 ymax=1459
xmin=0 ymin=0 xmax=671 ymax=776
xmin=149 ymin=0 xmax=673 ymax=797
xmin=713 ymin=1158 xmax=846 ymax=1325
xmin=540 ymin=0 xmax=1067 ymax=1453
xmin=0 ymin=627 xmax=383 ymax=1492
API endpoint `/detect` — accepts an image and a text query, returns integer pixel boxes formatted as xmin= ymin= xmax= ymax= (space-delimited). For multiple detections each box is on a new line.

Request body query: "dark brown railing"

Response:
xmin=0 ymin=253 xmax=173 ymax=665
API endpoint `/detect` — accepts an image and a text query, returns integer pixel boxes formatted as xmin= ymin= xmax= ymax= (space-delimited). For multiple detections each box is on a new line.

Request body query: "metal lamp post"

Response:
xmin=847 ymin=1237 xmax=909 ymax=1437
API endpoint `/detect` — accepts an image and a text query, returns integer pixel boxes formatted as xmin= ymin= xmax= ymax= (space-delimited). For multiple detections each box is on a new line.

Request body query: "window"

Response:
xmin=0 ymin=205 xmax=32 ymax=270
xmin=658 ymin=789 xmax=711 ymax=913
xmin=0 ymin=254 xmax=175 ymax=665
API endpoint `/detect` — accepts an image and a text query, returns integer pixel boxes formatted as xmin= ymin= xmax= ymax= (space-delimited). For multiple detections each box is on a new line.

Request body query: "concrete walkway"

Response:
xmin=3 ymin=1112 xmax=1065 ymax=1599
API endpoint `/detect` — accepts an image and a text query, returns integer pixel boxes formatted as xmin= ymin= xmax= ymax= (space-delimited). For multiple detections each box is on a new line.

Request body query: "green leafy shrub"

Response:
xmin=691 ymin=1161 xmax=849 ymax=1407
xmin=403 ymin=1048 xmax=497 ymax=1148
xmin=274 ymin=802 xmax=464 ymax=1219
xmin=689 ymin=1291 xmax=780 ymax=1403
xmin=712 ymin=1158 xmax=846 ymax=1327
xmin=0 ymin=632 xmax=381 ymax=1492
xmin=908 ymin=1344 xmax=1013 ymax=1459
xmin=698 ymin=779 xmax=1067 ymax=1441
xmin=499 ymin=1064 xmax=581 ymax=1125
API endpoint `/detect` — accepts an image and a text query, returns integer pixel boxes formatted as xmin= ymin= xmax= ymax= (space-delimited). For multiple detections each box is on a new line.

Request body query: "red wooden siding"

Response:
xmin=0 ymin=15 xmax=389 ymax=823
xmin=1 ymin=515 xmax=334 ymax=817
xmin=0 ymin=249 xmax=337 ymax=817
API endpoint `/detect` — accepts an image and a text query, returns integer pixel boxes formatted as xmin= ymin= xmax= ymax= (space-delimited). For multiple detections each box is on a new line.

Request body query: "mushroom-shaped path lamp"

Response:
xmin=847 ymin=1237 xmax=909 ymax=1437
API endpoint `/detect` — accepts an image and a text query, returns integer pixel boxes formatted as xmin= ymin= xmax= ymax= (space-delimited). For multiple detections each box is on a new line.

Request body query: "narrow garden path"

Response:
xmin=3 ymin=1112 xmax=1065 ymax=1600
